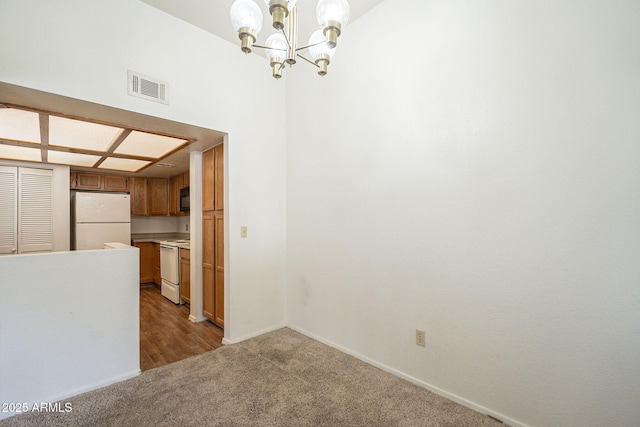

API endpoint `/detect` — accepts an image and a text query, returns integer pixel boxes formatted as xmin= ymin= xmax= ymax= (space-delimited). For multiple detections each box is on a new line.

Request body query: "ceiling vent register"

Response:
xmin=127 ymin=70 xmax=169 ymax=105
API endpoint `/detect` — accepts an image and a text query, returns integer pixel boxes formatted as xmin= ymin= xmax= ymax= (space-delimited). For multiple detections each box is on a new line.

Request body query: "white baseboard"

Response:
xmin=285 ymin=324 xmax=526 ymax=427
xmin=223 ymin=323 xmax=287 ymax=345
xmin=188 ymin=314 xmax=208 ymax=323
xmin=0 ymin=370 xmax=140 ymax=421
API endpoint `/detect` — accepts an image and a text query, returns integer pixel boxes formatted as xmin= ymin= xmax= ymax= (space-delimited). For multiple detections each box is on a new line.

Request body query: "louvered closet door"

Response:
xmin=0 ymin=166 xmax=18 ymax=255
xmin=18 ymin=167 xmax=53 ymax=253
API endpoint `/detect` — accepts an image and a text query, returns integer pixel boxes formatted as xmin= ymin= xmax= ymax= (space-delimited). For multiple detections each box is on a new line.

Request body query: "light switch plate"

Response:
xmin=241 ymin=226 xmax=247 ymax=238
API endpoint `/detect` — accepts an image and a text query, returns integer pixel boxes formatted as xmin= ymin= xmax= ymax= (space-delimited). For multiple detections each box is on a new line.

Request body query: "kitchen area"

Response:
xmin=0 ymin=94 xmax=227 ymax=386
xmin=68 ymin=143 xmax=225 ymax=370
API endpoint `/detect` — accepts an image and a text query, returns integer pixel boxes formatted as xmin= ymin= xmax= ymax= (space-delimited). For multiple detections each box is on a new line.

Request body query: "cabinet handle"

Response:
xmin=11 ymin=248 xmax=17 ymax=253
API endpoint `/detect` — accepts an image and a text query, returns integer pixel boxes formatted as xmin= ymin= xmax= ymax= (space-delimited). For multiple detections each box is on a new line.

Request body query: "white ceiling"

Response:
xmin=1 ymin=1 xmax=385 ymax=177
xmin=140 ymin=0 xmax=385 ymax=51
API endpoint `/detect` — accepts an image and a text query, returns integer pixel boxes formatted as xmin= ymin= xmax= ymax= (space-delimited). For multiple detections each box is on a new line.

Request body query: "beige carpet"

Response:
xmin=1 ymin=328 xmax=502 ymax=426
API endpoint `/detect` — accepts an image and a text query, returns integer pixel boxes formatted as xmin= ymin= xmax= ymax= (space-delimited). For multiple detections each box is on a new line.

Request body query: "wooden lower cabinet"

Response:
xmin=135 ymin=242 xmax=153 ymax=284
xmin=180 ymin=248 xmax=190 ymax=304
xmin=152 ymin=243 xmax=161 ymax=286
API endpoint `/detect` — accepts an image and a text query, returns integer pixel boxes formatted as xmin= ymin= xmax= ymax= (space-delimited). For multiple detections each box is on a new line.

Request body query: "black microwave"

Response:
xmin=180 ymin=187 xmax=190 ymax=212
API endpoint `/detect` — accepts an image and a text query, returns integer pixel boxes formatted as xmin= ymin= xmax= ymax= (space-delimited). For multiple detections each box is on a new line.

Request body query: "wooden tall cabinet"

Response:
xmin=214 ymin=145 xmax=224 ymax=210
xmin=202 ymin=143 xmax=224 ymax=327
xmin=202 ymin=149 xmax=214 ymax=211
xmin=213 ymin=211 xmax=224 ymax=325
xmin=202 ymin=212 xmax=215 ymax=320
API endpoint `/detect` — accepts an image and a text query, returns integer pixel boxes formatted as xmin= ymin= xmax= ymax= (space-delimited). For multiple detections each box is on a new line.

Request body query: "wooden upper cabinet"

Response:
xmin=130 ymin=177 xmax=149 ymax=216
xmin=75 ymin=172 xmax=102 ymax=190
xmin=168 ymin=174 xmax=181 ymax=216
xmin=103 ymin=175 xmax=128 ymax=192
xmin=202 ymin=148 xmax=214 ymax=211
xmin=180 ymin=171 xmax=189 ymax=217
xmin=182 ymin=171 xmax=189 ymax=188
xmin=72 ymin=171 xmax=128 ymax=192
xmin=148 ymin=178 xmax=169 ymax=216
xmin=213 ymin=144 xmax=224 ymax=211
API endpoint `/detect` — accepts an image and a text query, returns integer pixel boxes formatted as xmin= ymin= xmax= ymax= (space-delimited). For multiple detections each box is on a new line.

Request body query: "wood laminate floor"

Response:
xmin=140 ymin=285 xmax=224 ymax=371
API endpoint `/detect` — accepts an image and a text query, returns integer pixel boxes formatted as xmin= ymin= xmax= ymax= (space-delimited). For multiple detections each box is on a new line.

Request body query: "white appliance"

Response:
xmin=71 ymin=192 xmax=131 ymax=250
xmin=160 ymin=242 xmax=182 ymax=304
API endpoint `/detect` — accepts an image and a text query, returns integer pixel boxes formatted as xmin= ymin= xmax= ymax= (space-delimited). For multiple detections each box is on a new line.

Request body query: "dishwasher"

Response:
xmin=159 ymin=243 xmax=181 ymax=304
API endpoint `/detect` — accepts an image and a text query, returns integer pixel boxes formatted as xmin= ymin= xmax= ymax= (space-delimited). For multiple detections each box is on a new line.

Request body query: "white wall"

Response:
xmin=131 ymin=216 xmax=186 ymax=234
xmin=285 ymin=1 xmax=640 ymax=426
xmin=177 ymin=215 xmax=190 ymax=234
xmin=0 ymin=160 xmax=70 ymax=252
xmin=0 ymin=0 xmax=287 ymax=341
xmin=0 ymin=248 xmax=139 ymax=420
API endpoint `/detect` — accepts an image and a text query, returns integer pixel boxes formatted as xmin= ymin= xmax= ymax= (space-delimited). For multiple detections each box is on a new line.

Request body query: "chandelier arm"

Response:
xmin=295 ymin=41 xmax=325 ymax=52
xmin=280 ymin=27 xmax=293 ymax=50
xmin=296 ymin=53 xmax=320 ymax=68
xmin=251 ymin=44 xmax=269 ymax=50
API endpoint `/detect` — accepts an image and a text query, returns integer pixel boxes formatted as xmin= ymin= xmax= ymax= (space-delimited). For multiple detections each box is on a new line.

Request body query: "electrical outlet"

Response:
xmin=185 ymin=223 xmax=189 ymax=232
xmin=241 ymin=226 xmax=248 ymax=238
xmin=416 ymin=329 xmax=426 ymax=347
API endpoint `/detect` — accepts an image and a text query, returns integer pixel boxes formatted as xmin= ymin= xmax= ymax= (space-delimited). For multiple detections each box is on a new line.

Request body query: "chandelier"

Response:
xmin=230 ymin=0 xmax=350 ymax=79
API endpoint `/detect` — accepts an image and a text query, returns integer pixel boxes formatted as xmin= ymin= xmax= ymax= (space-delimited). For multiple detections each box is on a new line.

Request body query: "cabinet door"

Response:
xmin=148 ymin=178 xmax=168 ymax=216
xmin=180 ymin=249 xmax=190 ymax=304
xmin=182 ymin=171 xmax=189 ymax=189
xmin=135 ymin=242 xmax=154 ymax=284
xmin=213 ymin=211 xmax=224 ymax=326
xmin=103 ymin=175 xmax=128 ymax=192
xmin=180 ymin=171 xmax=190 ymax=217
xmin=75 ymin=172 xmax=102 ymax=190
xmin=130 ymin=177 xmax=148 ymax=216
xmin=169 ymin=174 xmax=183 ymax=216
xmin=18 ymin=168 xmax=53 ymax=253
xmin=0 ymin=166 xmax=18 ymax=255
xmin=152 ymin=243 xmax=161 ymax=286
xmin=202 ymin=148 xmax=214 ymax=211
xmin=202 ymin=212 xmax=215 ymax=320
xmin=70 ymin=172 xmax=77 ymax=189
xmin=214 ymin=144 xmax=224 ymax=211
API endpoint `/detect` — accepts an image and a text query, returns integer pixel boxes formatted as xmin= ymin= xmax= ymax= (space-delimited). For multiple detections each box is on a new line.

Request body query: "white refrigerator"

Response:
xmin=71 ymin=192 xmax=131 ymax=250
